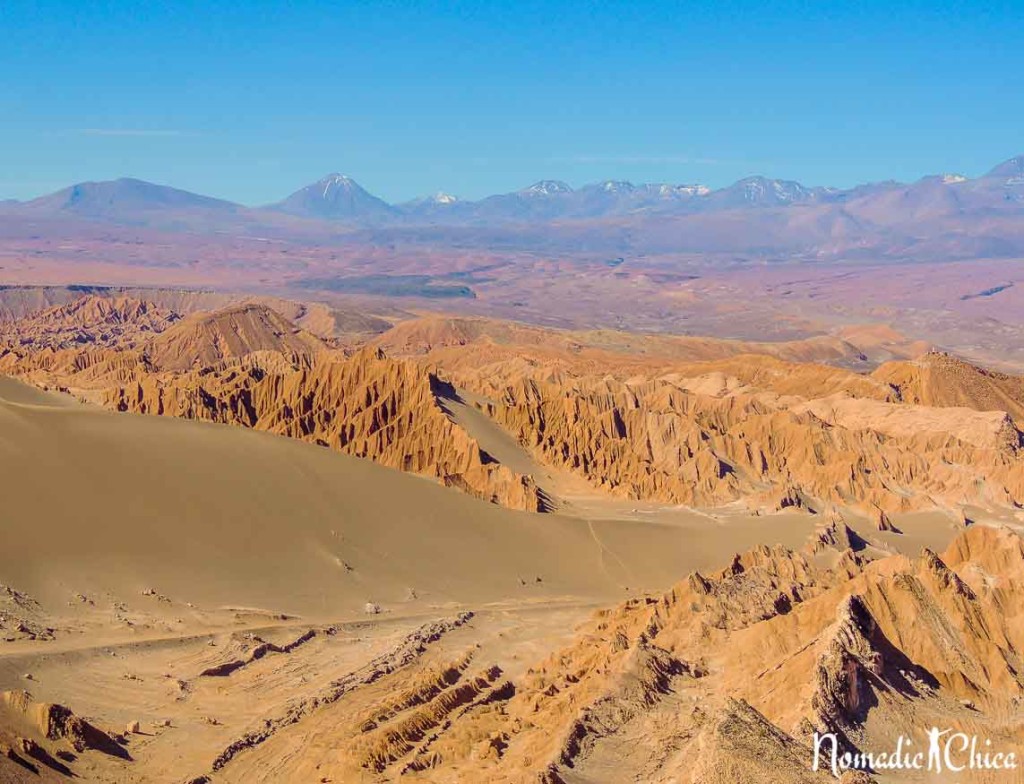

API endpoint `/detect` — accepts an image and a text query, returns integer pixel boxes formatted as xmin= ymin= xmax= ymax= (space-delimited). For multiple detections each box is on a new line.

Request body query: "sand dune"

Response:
xmin=0 ymin=377 xmax=820 ymax=615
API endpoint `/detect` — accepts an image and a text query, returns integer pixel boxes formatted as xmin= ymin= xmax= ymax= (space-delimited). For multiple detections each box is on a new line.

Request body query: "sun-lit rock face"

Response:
xmin=472 ymin=366 xmax=1023 ymax=513
xmin=0 ymin=294 xmax=180 ymax=350
xmin=103 ymin=348 xmax=544 ymax=511
xmin=3 ymin=295 xmax=1024 ymax=517
xmin=874 ymin=350 xmax=1024 ymax=422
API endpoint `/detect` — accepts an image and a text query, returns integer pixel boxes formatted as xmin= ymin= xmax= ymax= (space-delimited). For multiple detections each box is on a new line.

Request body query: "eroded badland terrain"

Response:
xmin=0 ymin=278 xmax=1022 ymax=783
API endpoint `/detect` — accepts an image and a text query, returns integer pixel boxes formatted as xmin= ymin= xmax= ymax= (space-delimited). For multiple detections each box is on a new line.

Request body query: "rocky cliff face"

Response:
xmin=478 ymin=370 xmax=1024 ymax=512
xmin=104 ymin=348 xmax=544 ymax=511
xmin=371 ymin=317 xmax=1024 ymax=514
xmin=4 ymin=295 xmax=1024 ymax=517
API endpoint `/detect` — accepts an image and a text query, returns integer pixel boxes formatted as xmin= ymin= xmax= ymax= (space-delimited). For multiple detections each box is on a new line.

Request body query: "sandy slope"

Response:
xmin=0 ymin=377 xmax=820 ymax=616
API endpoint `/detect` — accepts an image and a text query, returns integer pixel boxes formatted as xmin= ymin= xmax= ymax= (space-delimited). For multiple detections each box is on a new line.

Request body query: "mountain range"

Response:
xmin=6 ymin=155 xmax=1022 ymax=223
xmin=3 ymin=155 xmax=1024 ymax=260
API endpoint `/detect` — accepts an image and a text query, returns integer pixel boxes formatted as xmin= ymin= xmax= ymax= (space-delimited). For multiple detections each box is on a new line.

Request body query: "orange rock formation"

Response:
xmin=3 ymin=295 xmax=1024 ymax=517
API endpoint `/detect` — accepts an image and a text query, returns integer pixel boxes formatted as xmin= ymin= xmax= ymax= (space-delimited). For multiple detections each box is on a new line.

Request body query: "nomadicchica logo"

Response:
xmin=812 ymin=728 xmax=1019 ymax=777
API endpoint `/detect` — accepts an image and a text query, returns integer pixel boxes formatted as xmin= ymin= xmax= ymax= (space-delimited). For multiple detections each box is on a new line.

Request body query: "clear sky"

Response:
xmin=1 ymin=0 xmax=1021 ymax=205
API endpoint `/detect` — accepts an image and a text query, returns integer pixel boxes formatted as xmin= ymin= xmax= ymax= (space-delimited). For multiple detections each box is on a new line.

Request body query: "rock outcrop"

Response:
xmin=191 ymin=524 xmax=1024 ymax=782
xmin=478 ymin=371 xmax=1024 ymax=512
xmin=0 ymin=690 xmax=125 ymax=758
xmin=0 ymin=295 xmax=180 ymax=350
xmin=143 ymin=303 xmax=327 ymax=372
xmin=875 ymin=350 xmax=1024 ymax=421
xmin=4 ymin=295 xmax=1024 ymax=516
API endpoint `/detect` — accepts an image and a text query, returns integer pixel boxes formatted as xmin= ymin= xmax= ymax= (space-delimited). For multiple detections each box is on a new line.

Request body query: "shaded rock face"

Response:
xmin=1 ymin=690 xmax=126 ymax=759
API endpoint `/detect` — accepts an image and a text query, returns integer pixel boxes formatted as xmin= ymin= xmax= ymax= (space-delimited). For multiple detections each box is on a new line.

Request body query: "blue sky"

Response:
xmin=1 ymin=0 xmax=1021 ymax=204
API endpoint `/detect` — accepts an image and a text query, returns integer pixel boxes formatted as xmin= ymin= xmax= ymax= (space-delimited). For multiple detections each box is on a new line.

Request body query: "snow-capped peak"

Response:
xmin=735 ymin=177 xmax=810 ymax=202
xmin=941 ymin=173 xmax=967 ymax=184
xmin=319 ymin=174 xmax=358 ymax=198
xmin=667 ymin=183 xmax=709 ymax=197
xmin=600 ymin=180 xmax=635 ymax=193
xmin=522 ymin=180 xmax=573 ymax=196
xmin=431 ymin=191 xmax=458 ymax=205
